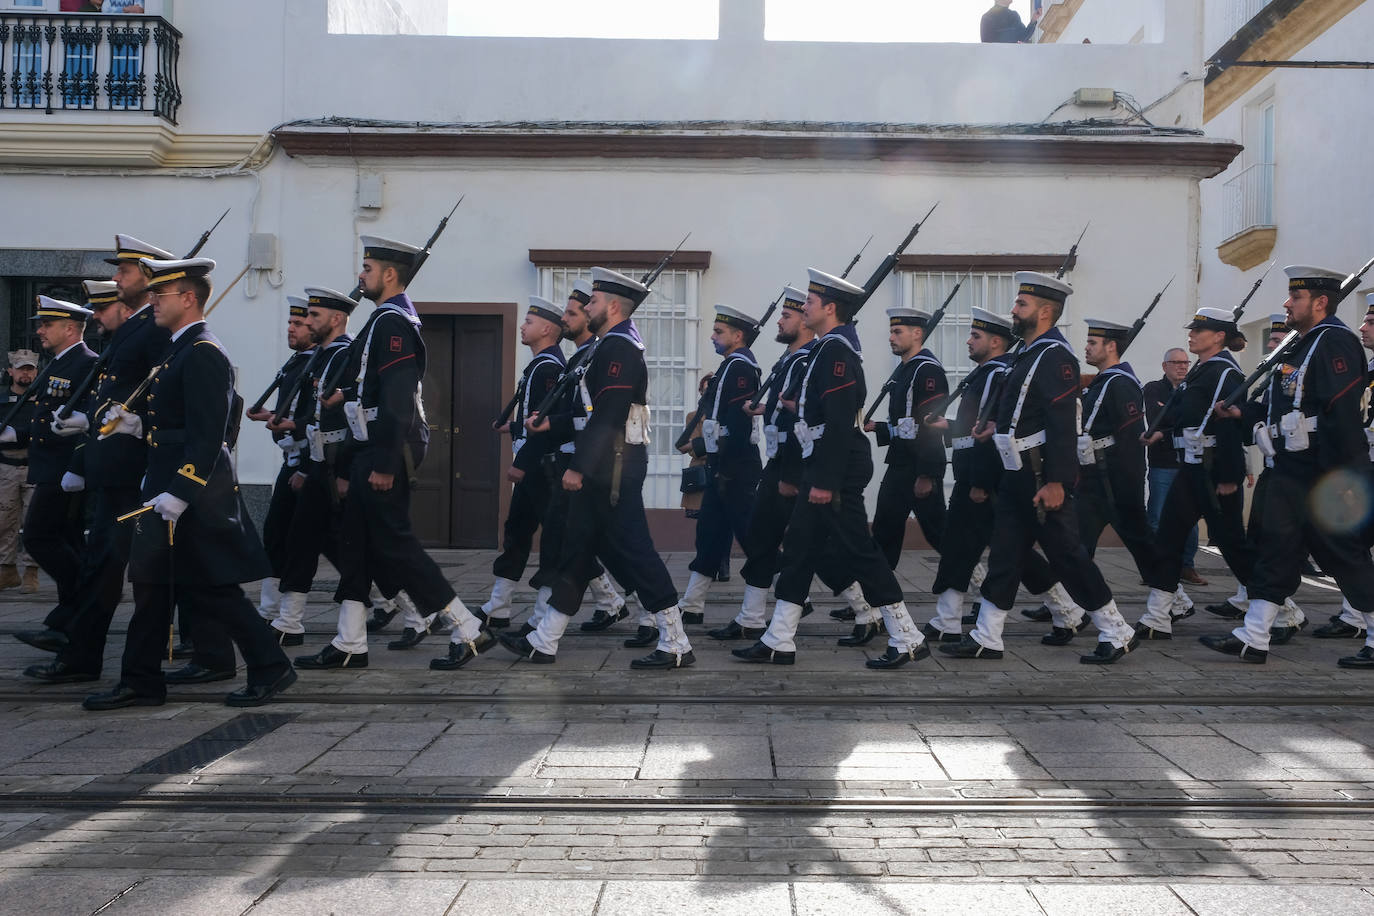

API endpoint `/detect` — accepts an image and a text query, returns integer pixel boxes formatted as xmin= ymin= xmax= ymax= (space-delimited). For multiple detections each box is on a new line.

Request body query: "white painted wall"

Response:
xmin=1049 ymin=0 xmax=1169 ymax=44
xmin=1198 ymin=1 xmax=1374 ymax=363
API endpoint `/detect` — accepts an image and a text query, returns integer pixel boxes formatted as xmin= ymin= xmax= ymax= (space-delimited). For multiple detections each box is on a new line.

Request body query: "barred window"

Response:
xmin=538 ymin=266 xmax=702 ymax=509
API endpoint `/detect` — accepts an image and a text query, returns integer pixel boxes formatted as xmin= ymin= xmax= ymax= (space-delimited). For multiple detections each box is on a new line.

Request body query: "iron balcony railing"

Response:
xmin=0 ymin=12 xmax=181 ymax=123
xmin=1223 ymin=162 xmax=1275 ymax=240
xmin=1225 ymin=0 xmax=1273 ymax=38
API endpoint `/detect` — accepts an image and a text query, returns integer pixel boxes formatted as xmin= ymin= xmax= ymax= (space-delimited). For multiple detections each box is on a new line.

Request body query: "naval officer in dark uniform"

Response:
xmin=82 ymin=257 xmax=295 ymax=709
xmin=942 ymin=272 xmax=1138 ymax=664
xmin=507 ymin=267 xmax=695 ymax=669
xmin=866 ymin=306 xmax=949 ymax=565
xmin=1203 ymin=266 xmax=1374 ymax=666
xmin=733 ymin=268 xmax=927 ymax=669
xmin=25 ymin=250 xmax=177 ymax=683
xmin=677 ymin=304 xmax=763 ymax=627
xmin=3 ymin=296 xmax=97 ymax=646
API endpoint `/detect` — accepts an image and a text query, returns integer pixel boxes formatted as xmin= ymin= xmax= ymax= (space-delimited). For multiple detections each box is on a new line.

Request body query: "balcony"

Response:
xmin=0 ymin=12 xmax=181 ymax=123
xmin=1217 ymin=162 xmax=1276 ymax=269
xmin=1223 ymin=0 xmax=1274 ymax=38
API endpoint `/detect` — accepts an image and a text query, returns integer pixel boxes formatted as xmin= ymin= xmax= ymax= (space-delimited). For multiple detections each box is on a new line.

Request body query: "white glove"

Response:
xmin=145 ymin=492 xmax=188 ymax=523
xmin=276 ymin=435 xmax=300 ymax=452
xmin=0 ymin=426 xmax=15 ymax=444
xmin=52 ymin=410 xmax=89 ymax=437
xmin=99 ymin=406 xmax=143 ymax=440
xmin=60 ymin=471 xmax=85 ymax=493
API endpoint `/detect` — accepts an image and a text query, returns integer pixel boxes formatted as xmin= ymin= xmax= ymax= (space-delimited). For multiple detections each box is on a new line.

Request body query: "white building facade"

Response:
xmin=0 ymin=0 xmax=1238 ymax=547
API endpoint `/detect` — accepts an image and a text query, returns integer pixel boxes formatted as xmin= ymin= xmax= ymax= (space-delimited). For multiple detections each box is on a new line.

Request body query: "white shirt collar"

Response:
xmin=54 ymin=340 xmax=83 ymax=360
xmin=171 ymin=320 xmax=206 ymax=343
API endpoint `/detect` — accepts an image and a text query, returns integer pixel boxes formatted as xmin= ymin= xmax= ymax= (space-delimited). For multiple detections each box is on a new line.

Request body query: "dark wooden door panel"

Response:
xmin=451 ymin=315 xmax=502 ymax=547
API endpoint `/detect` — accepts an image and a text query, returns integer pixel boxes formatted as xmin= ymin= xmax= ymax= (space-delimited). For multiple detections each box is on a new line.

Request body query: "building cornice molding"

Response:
xmin=0 ymin=123 xmax=262 ymax=168
xmin=1204 ymin=0 xmax=1364 ymax=121
xmin=274 ymin=125 xmax=1241 ymax=178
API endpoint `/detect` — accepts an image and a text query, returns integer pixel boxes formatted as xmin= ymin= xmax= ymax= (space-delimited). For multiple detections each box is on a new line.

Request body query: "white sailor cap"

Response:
xmin=1014 ymin=271 xmax=1073 ymax=304
xmin=528 ymin=295 xmax=565 ymax=325
xmin=886 ymin=307 xmax=932 ymax=329
xmin=82 ymin=279 xmax=120 ymax=308
xmin=1269 ymin=313 xmax=1290 ymax=332
xmin=305 ymin=287 xmax=359 ymax=314
xmin=712 ymin=305 xmax=760 ymax=332
xmin=568 ymin=278 xmax=594 ymax=305
xmin=360 ymin=235 xmax=422 ymax=267
xmin=33 ymin=295 xmax=93 ymax=321
xmin=287 ymin=295 xmax=308 ymax=318
xmin=590 ymin=267 xmax=650 ymax=307
xmin=1085 ymin=318 xmax=1131 ymax=341
xmin=105 ymin=234 xmax=174 ymax=266
xmin=1366 ymin=292 xmax=1374 ymax=310
xmin=1284 ymin=265 xmax=1345 ymax=293
xmin=806 ymin=268 xmax=865 ymax=310
xmin=141 ymin=257 xmax=215 ymax=287
xmin=781 ymin=285 xmax=807 ymax=311
xmin=970 ymin=307 xmax=1014 ymax=339
xmin=1185 ymin=307 xmax=1238 ymax=331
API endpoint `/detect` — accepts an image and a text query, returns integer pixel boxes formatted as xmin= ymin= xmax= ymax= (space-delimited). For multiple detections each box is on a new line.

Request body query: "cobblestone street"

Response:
xmin=1 ymin=549 xmax=1371 ymax=913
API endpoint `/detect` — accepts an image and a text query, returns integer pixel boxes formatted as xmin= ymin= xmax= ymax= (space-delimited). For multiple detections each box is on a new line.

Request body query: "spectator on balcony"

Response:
xmin=981 ymin=0 xmax=1042 ymax=43
xmin=101 ymin=1 xmax=145 ymax=12
xmin=60 ymin=2 xmax=105 ymax=12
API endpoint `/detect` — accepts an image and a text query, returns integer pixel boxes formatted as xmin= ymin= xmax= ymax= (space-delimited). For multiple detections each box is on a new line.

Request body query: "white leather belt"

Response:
xmin=1006 ymin=430 xmax=1046 ymax=452
xmin=319 ymin=429 xmax=347 ymax=444
xmin=1173 ymin=435 xmax=1217 ymax=449
xmin=363 ymin=406 xmax=379 ymax=421
xmin=951 ymin=436 xmax=976 ymax=451
xmin=1266 ymin=416 xmax=1318 ymax=439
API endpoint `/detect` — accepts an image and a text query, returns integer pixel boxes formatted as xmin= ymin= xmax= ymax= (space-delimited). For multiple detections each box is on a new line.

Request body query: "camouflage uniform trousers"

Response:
xmin=0 ymin=460 xmax=34 ymax=569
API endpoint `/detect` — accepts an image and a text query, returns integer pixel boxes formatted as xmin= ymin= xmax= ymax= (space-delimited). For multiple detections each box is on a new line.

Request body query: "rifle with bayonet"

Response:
xmin=304 ymin=195 xmax=465 ymax=418
xmin=52 ymin=209 xmax=232 ymax=426
xmin=1057 ymin=222 xmax=1088 ymax=279
xmin=1123 ymin=275 xmax=1174 ymax=350
xmin=1231 ymin=260 xmax=1275 ymax=324
xmin=747 ymin=234 xmax=874 ymax=412
xmin=1219 ymin=253 xmax=1374 ymax=411
xmin=527 ymin=235 xmax=690 ymax=427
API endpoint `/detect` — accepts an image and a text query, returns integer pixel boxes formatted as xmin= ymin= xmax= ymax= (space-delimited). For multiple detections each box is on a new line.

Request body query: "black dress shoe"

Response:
xmin=1205 ymin=602 xmax=1245 ymax=620
xmin=473 ymin=608 xmax=511 ymax=630
xmin=623 ymin=626 xmax=659 ymax=648
xmin=707 ymin=620 xmax=764 ymax=641
xmin=1338 ymin=646 xmax=1374 ymax=669
xmin=579 ymin=606 xmax=629 ymax=632
xmin=294 ymin=645 xmax=368 ymax=669
xmin=83 ymin=684 xmax=164 ymax=711
xmin=1042 ymin=624 xmax=1086 ymax=646
xmin=225 ymin=668 xmax=298 ymax=708
xmin=1132 ymin=623 xmax=1172 ymax=641
xmin=801 ymin=601 xmax=815 ymax=618
xmin=829 ymin=606 xmax=857 ymax=622
xmin=865 ymin=644 xmax=931 ymax=670
xmin=430 ymin=630 xmax=497 ymax=670
xmin=170 ymin=642 xmax=195 ymax=660
xmin=631 ymin=649 xmax=696 ymax=670
xmin=1080 ymin=636 xmax=1139 ymax=665
xmin=840 ymin=621 xmax=885 ymax=647
xmin=919 ymin=623 xmax=960 ymax=644
xmin=24 ymin=661 xmax=99 ymax=684
xmin=731 ymin=641 xmax=795 ymax=665
xmin=681 ymin=611 xmax=705 ymax=625
xmin=164 ymin=663 xmax=236 ymax=684
xmin=1020 ymin=604 xmax=1053 ymax=623
xmin=365 ymin=607 xmax=397 ymax=633
xmin=14 ymin=628 xmax=68 ymax=653
xmin=939 ymin=636 xmax=1003 ymax=659
xmin=1314 ymin=620 xmax=1366 ymax=639
xmin=1171 ymin=605 xmax=1196 ymax=622
xmin=387 ymin=627 xmax=429 ymax=650
xmin=275 ymin=630 xmax=304 ymax=648
xmin=1269 ymin=623 xmax=1304 ymax=645
xmin=1199 ymin=634 xmax=1266 ymax=663
xmin=497 ymin=632 xmax=555 ymax=663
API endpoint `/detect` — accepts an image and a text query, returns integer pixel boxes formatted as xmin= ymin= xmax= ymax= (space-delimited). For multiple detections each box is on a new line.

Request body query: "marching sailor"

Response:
xmin=943 ymin=271 xmax=1138 ymax=664
xmin=677 ymin=304 xmax=763 ymax=626
xmin=733 ymin=268 xmax=927 ymax=669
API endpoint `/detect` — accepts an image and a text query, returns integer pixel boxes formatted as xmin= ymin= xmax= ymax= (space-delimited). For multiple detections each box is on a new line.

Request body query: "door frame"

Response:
xmin=415 ymin=300 xmax=518 ymax=546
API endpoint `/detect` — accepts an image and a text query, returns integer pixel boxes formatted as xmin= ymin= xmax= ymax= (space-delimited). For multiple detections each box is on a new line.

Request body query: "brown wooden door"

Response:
xmin=415 ymin=313 xmax=505 ymax=547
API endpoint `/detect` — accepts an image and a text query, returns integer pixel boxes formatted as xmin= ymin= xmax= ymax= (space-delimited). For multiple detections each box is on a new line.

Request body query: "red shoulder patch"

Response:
xmin=737 ymin=374 xmax=748 ymax=388
xmin=925 ymin=377 xmax=936 ymax=391
xmin=1333 ymin=356 xmax=1348 ymax=374
xmin=1126 ymin=401 xmax=1140 ymax=416
xmin=608 ymin=362 xmax=621 ymax=379
xmin=1060 ymin=364 xmax=1074 ymax=381
xmin=389 ymin=336 xmax=403 ymax=353
xmin=833 ymin=362 xmax=845 ymax=378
